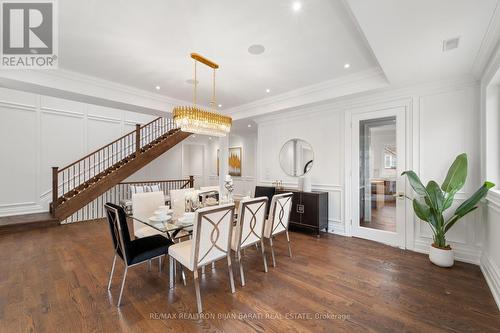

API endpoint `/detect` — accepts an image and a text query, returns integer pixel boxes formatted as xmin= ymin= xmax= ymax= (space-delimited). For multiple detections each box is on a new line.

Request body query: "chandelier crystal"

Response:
xmin=173 ymin=53 xmax=232 ymax=137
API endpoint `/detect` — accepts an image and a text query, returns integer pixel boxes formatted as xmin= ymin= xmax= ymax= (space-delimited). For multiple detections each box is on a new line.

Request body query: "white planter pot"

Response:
xmin=429 ymin=244 xmax=454 ymax=267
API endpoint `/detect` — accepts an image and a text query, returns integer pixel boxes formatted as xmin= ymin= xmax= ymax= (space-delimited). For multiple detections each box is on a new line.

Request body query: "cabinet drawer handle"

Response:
xmin=297 ymin=204 xmax=304 ymax=214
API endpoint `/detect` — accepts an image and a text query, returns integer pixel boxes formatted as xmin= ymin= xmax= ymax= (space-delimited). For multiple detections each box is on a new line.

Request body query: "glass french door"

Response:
xmin=351 ymin=107 xmax=406 ymax=248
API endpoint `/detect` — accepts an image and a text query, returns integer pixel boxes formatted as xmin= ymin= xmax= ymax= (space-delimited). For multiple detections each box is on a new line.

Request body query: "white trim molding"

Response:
xmin=0 ymin=202 xmax=46 ymax=217
xmin=481 ymin=252 xmax=500 ymax=310
xmin=229 ymin=67 xmax=389 ymax=120
xmin=413 ymin=239 xmax=482 ymax=265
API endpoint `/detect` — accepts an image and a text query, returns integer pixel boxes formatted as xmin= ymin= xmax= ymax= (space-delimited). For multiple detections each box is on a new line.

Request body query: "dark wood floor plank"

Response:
xmin=0 ymin=219 xmax=499 ymax=332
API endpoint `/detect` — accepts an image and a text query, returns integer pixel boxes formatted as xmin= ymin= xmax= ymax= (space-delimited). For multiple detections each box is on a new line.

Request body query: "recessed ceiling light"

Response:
xmin=155 ymin=85 xmax=161 ymax=90
xmin=266 ymin=88 xmax=270 ymax=93
xmin=218 ymin=104 xmax=222 ymax=108
xmin=292 ymin=1 xmax=302 ymax=12
xmin=248 ymin=44 xmax=265 ymax=55
xmin=248 ymin=124 xmax=252 ymax=128
xmin=186 ymin=79 xmax=199 ymax=85
xmin=344 ymin=63 xmax=350 ymax=69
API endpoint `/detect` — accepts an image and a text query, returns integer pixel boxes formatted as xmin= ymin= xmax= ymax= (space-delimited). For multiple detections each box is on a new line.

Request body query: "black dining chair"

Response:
xmin=254 ymin=186 xmax=276 ymax=217
xmin=104 ymin=203 xmax=173 ymax=307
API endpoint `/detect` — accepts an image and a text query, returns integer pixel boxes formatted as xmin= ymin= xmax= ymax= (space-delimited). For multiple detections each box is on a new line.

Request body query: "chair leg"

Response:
xmin=237 ymin=250 xmax=245 ymax=286
xmin=269 ymin=237 xmax=276 ymax=267
xmin=117 ymin=266 xmax=128 ymax=307
xmin=211 ymin=262 xmax=215 ymax=270
xmin=193 ymin=269 xmax=203 ymax=314
xmin=227 ymin=255 xmax=236 ymax=293
xmin=107 ymin=254 xmax=117 ymax=291
xmin=286 ymin=231 xmax=292 ymax=258
xmin=169 ymin=257 xmax=175 ymax=289
xmin=181 ymin=266 xmax=187 ymax=286
xmin=255 ymin=243 xmax=259 ymax=250
xmin=260 ymin=239 xmax=268 ymax=273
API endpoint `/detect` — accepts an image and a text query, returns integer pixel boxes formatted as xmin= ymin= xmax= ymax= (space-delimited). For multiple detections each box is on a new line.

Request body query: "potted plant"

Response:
xmin=402 ymin=153 xmax=494 ymax=267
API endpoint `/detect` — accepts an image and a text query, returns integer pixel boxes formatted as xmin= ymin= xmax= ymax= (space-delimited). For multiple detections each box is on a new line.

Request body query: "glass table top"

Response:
xmin=130 ymin=215 xmax=194 ymax=235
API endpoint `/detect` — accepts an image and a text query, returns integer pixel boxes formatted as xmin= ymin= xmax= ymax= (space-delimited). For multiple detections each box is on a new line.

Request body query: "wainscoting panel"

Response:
xmin=0 ymin=88 xmax=163 ymax=217
xmin=481 ymin=196 xmax=500 ymax=309
xmin=414 ymin=85 xmax=482 ymax=263
xmin=0 ymin=104 xmax=38 ymax=207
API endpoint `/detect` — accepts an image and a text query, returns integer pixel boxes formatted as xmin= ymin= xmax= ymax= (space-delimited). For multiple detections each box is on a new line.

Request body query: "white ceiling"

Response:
xmin=58 ymin=0 xmax=378 ymax=109
xmin=4 ymin=0 xmax=499 ymax=119
xmin=346 ymin=0 xmax=499 ymax=84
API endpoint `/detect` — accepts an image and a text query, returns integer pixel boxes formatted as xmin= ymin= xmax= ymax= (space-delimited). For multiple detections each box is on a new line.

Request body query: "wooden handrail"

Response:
xmin=58 ymin=117 xmax=162 ymax=172
xmin=50 ymin=115 xmax=187 ymax=219
xmin=120 ymin=179 xmax=193 ymax=185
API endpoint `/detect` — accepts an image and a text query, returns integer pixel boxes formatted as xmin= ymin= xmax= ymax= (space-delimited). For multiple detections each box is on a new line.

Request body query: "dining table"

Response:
xmin=129 ymin=198 xmax=241 ymax=241
xmin=129 ymin=214 xmax=194 ymax=240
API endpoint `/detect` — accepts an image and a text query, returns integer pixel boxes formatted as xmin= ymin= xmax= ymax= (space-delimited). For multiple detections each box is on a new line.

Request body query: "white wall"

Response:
xmin=205 ymin=132 xmax=257 ymax=196
xmin=255 ymin=77 xmax=482 ymax=263
xmin=0 ymin=87 xmax=188 ymax=217
xmin=257 ymin=108 xmax=344 ymax=233
xmin=479 ymin=41 xmax=500 ymax=310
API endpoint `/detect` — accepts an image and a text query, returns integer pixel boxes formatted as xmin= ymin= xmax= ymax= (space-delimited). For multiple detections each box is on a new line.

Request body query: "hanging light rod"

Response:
xmin=190 ymin=53 xmax=219 ymax=69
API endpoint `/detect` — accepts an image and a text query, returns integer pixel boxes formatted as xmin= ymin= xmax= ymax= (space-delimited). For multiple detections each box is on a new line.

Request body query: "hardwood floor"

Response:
xmin=360 ymin=201 xmax=396 ymax=232
xmin=0 ymin=219 xmax=499 ymax=332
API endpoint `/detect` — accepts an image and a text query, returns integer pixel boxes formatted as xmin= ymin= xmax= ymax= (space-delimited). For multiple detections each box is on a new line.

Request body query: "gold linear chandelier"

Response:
xmin=173 ymin=53 xmax=232 ymax=137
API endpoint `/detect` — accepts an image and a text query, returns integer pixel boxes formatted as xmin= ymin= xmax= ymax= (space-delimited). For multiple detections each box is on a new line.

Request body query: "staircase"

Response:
xmin=51 ymin=117 xmax=190 ymax=221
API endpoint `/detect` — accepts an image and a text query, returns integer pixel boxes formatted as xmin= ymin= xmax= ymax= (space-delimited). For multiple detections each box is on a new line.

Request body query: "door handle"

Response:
xmin=392 ymin=192 xmax=405 ymax=199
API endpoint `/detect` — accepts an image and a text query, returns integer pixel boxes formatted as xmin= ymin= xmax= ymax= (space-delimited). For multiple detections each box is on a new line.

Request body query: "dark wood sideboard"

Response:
xmin=276 ymin=189 xmax=329 ymax=236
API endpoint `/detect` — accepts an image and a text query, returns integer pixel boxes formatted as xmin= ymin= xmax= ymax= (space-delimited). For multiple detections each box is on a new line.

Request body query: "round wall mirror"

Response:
xmin=279 ymin=139 xmax=314 ymax=177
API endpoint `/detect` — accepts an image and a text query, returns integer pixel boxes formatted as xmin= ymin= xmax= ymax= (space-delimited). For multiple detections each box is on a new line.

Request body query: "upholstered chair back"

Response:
xmin=104 ymin=203 xmax=132 ymax=262
xmin=265 ymin=193 xmax=293 ymax=238
xmin=191 ymin=204 xmax=235 ymax=269
xmin=170 ymin=188 xmax=191 ymax=218
xmin=200 ymin=186 xmax=220 ymax=192
xmin=132 ymin=191 xmax=164 ymax=237
xmin=235 ymin=197 xmax=268 ymax=250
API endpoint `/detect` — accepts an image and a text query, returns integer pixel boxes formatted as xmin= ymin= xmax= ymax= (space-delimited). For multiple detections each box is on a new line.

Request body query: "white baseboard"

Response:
xmin=328 ymin=220 xmax=346 ymax=236
xmin=413 ymin=239 xmax=482 ymax=265
xmin=480 ymin=253 xmax=500 ymax=311
xmin=0 ymin=202 xmax=46 ymax=217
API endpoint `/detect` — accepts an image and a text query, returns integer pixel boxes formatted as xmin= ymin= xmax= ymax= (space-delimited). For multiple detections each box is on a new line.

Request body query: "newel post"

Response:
xmin=51 ymin=166 xmax=59 ymax=214
xmin=135 ymin=124 xmax=141 ymax=156
xmin=189 ymin=175 xmax=194 ymax=188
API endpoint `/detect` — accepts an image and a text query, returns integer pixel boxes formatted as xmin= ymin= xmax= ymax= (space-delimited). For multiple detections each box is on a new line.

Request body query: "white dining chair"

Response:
xmin=200 ymin=186 xmax=220 ymax=192
xmin=170 ymin=188 xmax=191 ymax=219
xmin=232 ymin=197 xmax=269 ymax=286
xmin=168 ymin=203 xmax=236 ymax=314
xmin=264 ymin=193 xmax=294 ymax=267
xmin=131 ymin=191 xmax=165 ymax=238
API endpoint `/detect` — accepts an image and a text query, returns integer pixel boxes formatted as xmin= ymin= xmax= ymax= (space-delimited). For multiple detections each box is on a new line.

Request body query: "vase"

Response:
xmin=429 ymin=244 xmax=454 ymax=267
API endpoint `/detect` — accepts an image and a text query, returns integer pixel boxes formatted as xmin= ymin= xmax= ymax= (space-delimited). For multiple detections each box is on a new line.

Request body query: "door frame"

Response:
xmin=344 ymin=98 xmax=413 ymax=249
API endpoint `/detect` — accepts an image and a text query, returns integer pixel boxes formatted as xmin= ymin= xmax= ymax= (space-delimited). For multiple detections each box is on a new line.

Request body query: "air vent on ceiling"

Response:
xmin=443 ymin=37 xmax=460 ymax=52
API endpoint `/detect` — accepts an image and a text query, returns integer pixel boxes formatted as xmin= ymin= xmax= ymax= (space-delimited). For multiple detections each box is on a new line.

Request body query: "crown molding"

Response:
xmin=0 ymin=68 xmax=203 ymax=116
xmin=226 ymin=67 xmax=389 ymax=120
xmin=253 ymin=74 xmax=477 ymax=124
xmin=473 ymin=0 xmax=500 ymax=80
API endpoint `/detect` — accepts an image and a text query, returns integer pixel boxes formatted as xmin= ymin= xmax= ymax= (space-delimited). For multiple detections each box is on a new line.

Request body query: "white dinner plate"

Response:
xmin=149 ymin=215 xmax=171 ymax=222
